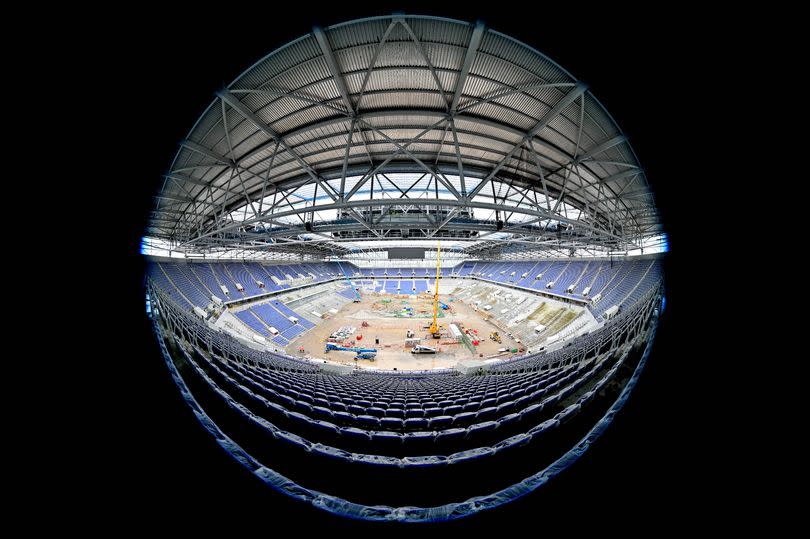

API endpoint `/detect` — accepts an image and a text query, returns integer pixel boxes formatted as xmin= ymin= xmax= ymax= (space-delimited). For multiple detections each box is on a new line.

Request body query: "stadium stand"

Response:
xmin=147 ymin=259 xmax=662 ymax=519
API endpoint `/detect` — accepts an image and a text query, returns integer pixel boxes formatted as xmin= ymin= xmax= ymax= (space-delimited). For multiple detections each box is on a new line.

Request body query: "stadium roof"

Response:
xmin=148 ymin=14 xmax=662 ymax=259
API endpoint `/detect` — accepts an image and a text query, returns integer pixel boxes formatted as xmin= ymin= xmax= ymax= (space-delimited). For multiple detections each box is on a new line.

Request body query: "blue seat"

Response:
xmin=520 ymin=402 xmax=544 ymax=423
xmin=403 ymin=431 xmax=436 ymax=451
xmin=404 ymin=417 xmax=428 ymax=430
xmin=385 ymin=407 xmax=405 ymax=419
xmin=428 ymin=415 xmax=453 ymax=430
xmin=453 ymin=411 xmax=477 ymax=427
xmin=331 ymin=410 xmax=353 ymax=425
xmin=356 ymin=415 xmax=380 ymax=429
xmin=330 ymin=401 xmax=347 ymax=412
xmin=444 ymin=404 xmax=462 ymax=416
xmin=495 ymin=412 xmax=520 ymax=430
xmin=277 ymin=394 xmax=295 ymax=409
xmin=466 ymin=420 xmax=498 ymax=439
xmin=527 ymin=388 xmax=547 ymax=402
xmin=555 ymin=403 xmax=581 ymax=423
xmin=435 ymin=428 xmax=466 ymax=444
xmin=380 ymin=417 xmax=404 ymax=431
xmin=369 ymin=430 xmax=404 ymax=449
xmin=542 ymin=394 xmax=559 ymax=408
xmin=311 ymin=420 xmax=340 ymax=438
xmin=311 ymin=405 xmax=333 ymax=421
xmin=531 ymin=418 xmax=560 ymax=435
xmin=475 ymin=406 xmax=498 ymax=422
xmin=423 ymin=407 xmax=442 ymax=418
xmin=347 ymin=404 xmax=365 ymax=415
xmin=462 ymin=401 xmax=479 ymax=412
xmin=367 ymin=406 xmax=386 ymax=418
xmin=577 ymin=389 xmax=596 ymax=406
xmin=293 ymin=400 xmax=313 ymax=414
xmin=496 ymin=401 xmax=516 ymax=416
xmin=405 ymin=408 xmax=425 ymax=418
xmin=285 ymin=410 xmax=311 ymax=428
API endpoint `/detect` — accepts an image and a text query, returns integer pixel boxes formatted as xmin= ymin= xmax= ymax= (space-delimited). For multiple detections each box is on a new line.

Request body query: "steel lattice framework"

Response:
xmin=149 ymin=15 xmax=661 ymax=259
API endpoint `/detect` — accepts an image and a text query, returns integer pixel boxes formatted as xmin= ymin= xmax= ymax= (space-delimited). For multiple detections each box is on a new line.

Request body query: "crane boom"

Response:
xmin=429 ymin=241 xmax=441 ymax=337
xmin=336 ymin=261 xmax=361 ymax=302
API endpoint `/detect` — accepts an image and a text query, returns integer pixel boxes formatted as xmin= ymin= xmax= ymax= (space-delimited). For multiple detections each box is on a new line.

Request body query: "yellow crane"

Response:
xmin=429 ymin=241 xmax=441 ymax=338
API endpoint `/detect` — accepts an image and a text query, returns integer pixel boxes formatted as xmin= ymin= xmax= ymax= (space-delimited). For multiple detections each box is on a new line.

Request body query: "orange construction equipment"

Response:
xmin=428 ymin=241 xmax=441 ymax=338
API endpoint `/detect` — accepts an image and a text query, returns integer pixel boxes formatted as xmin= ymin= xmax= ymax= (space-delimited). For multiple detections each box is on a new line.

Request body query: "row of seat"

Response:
xmin=243 ymin=363 xmax=564 ymax=406
xmin=179 ymin=337 xmax=629 ymax=461
xmin=216 ymin=354 xmax=587 ymax=431
xmin=191 ymin=343 xmax=624 ymax=460
xmin=230 ymin=358 xmax=574 ymax=422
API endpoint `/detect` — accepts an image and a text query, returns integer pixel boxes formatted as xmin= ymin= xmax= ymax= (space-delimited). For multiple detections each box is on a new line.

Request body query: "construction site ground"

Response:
xmin=285 ymin=291 xmax=521 ymax=370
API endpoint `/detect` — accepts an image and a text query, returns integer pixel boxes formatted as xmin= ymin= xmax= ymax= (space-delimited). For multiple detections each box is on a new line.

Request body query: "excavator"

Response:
xmin=428 ymin=241 xmax=442 ymax=339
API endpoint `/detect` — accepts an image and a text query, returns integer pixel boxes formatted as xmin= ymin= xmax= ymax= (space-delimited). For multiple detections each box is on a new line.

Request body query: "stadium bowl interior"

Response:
xmin=142 ymin=14 xmax=666 ymax=522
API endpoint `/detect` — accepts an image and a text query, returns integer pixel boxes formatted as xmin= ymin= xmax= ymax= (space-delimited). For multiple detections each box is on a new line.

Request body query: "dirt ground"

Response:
xmin=285 ymin=291 xmax=521 ymax=370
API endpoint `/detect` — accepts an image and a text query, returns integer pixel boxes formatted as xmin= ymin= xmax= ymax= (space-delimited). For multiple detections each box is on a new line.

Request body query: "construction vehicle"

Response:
xmin=406 ymin=329 xmax=414 ymax=338
xmin=438 ymin=301 xmax=450 ymax=310
xmin=324 ymin=342 xmax=377 ymax=359
xmin=490 ymin=331 xmax=502 ymax=343
xmin=428 ymin=241 xmax=442 ymax=338
xmin=411 ymin=344 xmax=437 ymax=354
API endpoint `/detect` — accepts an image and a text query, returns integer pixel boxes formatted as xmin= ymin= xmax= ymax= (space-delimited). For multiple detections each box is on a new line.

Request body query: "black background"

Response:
xmin=68 ymin=2 xmax=736 ymax=533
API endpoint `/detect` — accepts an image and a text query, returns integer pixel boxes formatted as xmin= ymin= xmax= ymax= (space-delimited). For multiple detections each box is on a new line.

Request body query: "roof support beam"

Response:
xmin=180 ymin=140 xmax=234 ymax=166
xmin=358 ymin=118 xmax=462 ymax=200
xmin=217 ymin=90 xmax=339 ymax=203
xmin=163 ymin=172 xmax=241 ymax=198
xmin=398 ymin=18 xmax=449 ymax=110
xmin=355 ymin=20 xmax=397 ymax=111
xmin=229 ymin=87 xmax=348 ymax=116
xmin=449 ymin=119 xmax=467 ymax=196
xmin=450 ymin=20 xmax=485 ymax=112
xmin=577 ymin=135 xmax=627 ymax=162
xmin=458 ymin=82 xmax=577 ymax=114
xmin=184 ymin=196 xmax=626 ymax=247
xmin=345 ymin=118 xmax=446 ymax=200
xmin=544 ymin=134 xmax=629 ymax=184
xmin=526 ymin=82 xmax=589 ymax=139
xmin=156 ymin=193 xmax=217 ymax=206
xmin=565 ymin=169 xmax=642 ymax=197
xmin=467 ymin=82 xmax=588 ymax=199
xmin=427 ymin=207 xmax=460 ymax=238
xmin=313 ymin=26 xmax=355 ymax=115
xmin=339 ymin=119 xmax=356 ymax=201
